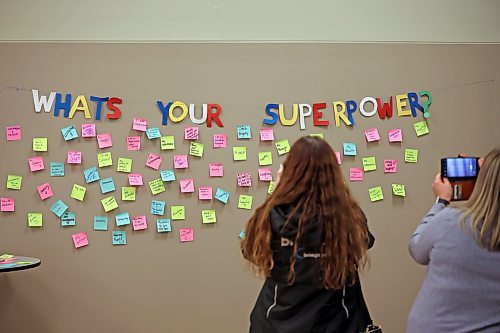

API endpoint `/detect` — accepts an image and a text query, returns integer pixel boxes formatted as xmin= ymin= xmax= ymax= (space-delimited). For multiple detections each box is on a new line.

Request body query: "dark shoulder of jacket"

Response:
xmin=362 ymin=210 xmax=375 ymax=249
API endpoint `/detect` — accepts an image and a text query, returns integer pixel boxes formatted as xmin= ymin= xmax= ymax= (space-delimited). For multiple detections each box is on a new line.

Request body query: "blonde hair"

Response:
xmin=461 ymin=148 xmax=500 ymax=251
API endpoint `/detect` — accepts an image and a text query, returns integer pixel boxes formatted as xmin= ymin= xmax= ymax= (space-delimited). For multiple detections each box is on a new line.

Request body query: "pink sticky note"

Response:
xmin=349 ymin=168 xmax=364 ymax=181
xmin=364 ymin=128 xmax=381 ymax=142
xmin=180 ymin=228 xmax=194 ymax=242
xmin=127 ymin=136 xmax=141 ymax=151
xmin=132 ymin=216 xmax=148 ymax=231
xmin=184 ymin=127 xmax=199 ymax=140
xmin=132 ymin=118 xmax=147 ymax=132
xmin=335 ymin=151 xmax=342 ymax=165
xmin=72 ymin=232 xmax=89 ymax=249
xmin=67 ymin=151 xmax=82 ymax=164
xmin=174 ymin=155 xmax=189 ymax=169
xmin=258 ymin=168 xmax=273 ymax=181
xmin=146 ymin=153 xmax=162 ymax=170
xmin=260 ymin=128 xmax=275 ymax=141
xmin=97 ymin=133 xmax=113 ymax=148
xmin=37 ymin=182 xmax=53 ymax=200
xmin=128 ymin=173 xmax=143 ymax=186
xmin=180 ymin=179 xmax=195 ymax=193
xmin=28 ymin=156 xmax=45 ymax=172
xmin=384 ymin=160 xmax=398 ymax=173
xmin=388 ymin=129 xmax=403 ymax=142
xmin=81 ymin=124 xmax=96 ymax=138
xmin=209 ymin=163 xmax=223 ymax=177
xmin=1 ymin=197 xmax=15 ymax=212
xmin=198 ymin=186 xmax=213 ymax=200
xmin=237 ymin=173 xmax=252 ymax=187
xmin=213 ymin=134 xmax=227 ymax=148
xmin=6 ymin=126 xmax=21 ymax=141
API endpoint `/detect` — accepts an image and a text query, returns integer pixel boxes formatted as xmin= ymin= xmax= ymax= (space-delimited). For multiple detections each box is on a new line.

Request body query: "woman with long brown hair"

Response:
xmin=241 ymin=136 xmax=376 ymax=333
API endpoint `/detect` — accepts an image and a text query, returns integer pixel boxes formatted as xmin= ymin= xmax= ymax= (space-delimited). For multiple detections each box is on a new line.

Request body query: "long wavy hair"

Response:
xmin=241 ymin=136 xmax=368 ymax=289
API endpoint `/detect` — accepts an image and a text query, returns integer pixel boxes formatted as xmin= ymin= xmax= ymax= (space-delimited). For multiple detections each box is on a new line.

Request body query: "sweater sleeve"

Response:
xmin=408 ymin=203 xmax=448 ymax=265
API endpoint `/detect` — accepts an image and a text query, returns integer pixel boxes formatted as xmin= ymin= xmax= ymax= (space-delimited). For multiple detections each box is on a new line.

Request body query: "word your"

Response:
xmin=157 ymin=101 xmax=224 ymax=127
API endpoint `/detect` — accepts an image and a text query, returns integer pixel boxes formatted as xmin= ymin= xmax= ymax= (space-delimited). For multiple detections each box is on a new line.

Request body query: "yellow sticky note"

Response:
xmin=268 ymin=181 xmax=276 ymax=195
xmin=238 ymin=195 xmax=253 ymax=210
xmin=362 ymin=157 xmax=377 ymax=171
xmin=117 ymin=157 xmax=133 ymax=173
xmin=6 ymin=175 xmax=22 ymax=190
xmin=275 ymin=139 xmax=290 ymax=156
xmin=101 ymin=196 xmax=119 ymax=212
xmin=122 ymin=186 xmax=136 ymax=201
xmin=171 ymin=205 xmax=186 ymax=220
xmin=392 ymin=184 xmax=406 ymax=197
xmin=33 ymin=137 xmax=48 ymax=152
xmin=233 ymin=147 xmax=247 ymax=161
xmin=97 ymin=152 xmax=113 ymax=167
xmin=405 ymin=149 xmax=419 ymax=163
xmin=310 ymin=133 xmax=324 ymax=139
xmin=71 ymin=184 xmax=87 ymax=201
xmin=149 ymin=178 xmax=166 ymax=195
xmin=189 ymin=142 xmax=204 ymax=157
xmin=414 ymin=121 xmax=430 ymax=137
xmin=160 ymin=136 xmax=175 ymax=150
xmin=202 ymin=210 xmax=217 ymax=224
xmin=258 ymin=152 xmax=273 ymax=166
xmin=369 ymin=186 xmax=384 ymax=202
xmin=28 ymin=212 xmax=43 ymax=227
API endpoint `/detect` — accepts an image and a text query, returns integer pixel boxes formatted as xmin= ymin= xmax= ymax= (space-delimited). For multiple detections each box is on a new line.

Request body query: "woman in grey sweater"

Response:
xmin=408 ymin=148 xmax=500 ymax=333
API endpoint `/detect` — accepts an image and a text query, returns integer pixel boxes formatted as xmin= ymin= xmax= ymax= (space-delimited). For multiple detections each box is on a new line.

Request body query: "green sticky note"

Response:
xmin=258 ymin=152 xmax=273 ymax=166
xmin=275 ymin=139 xmax=290 ymax=156
xmin=392 ymin=184 xmax=406 ymax=197
xmin=122 ymin=186 xmax=136 ymax=201
xmin=160 ymin=136 xmax=175 ymax=150
xmin=101 ymin=196 xmax=119 ymax=212
xmin=71 ymin=184 xmax=87 ymax=201
xmin=233 ymin=147 xmax=247 ymax=161
xmin=238 ymin=195 xmax=253 ymax=210
xmin=310 ymin=133 xmax=324 ymax=139
xmin=171 ymin=205 xmax=186 ymax=220
xmin=149 ymin=178 xmax=166 ymax=195
xmin=6 ymin=175 xmax=22 ymax=190
xmin=202 ymin=210 xmax=217 ymax=224
xmin=268 ymin=181 xmax=276 ymax=195
xmin=369 ymin=186 xmax=384 ymax=202
xmin=362 ymin=157 xmax=377 ymax=171
xmin=32 ymin=137 xmax=48 ymax=152
xmin=189 ymin=142 xmax=204 ymax=157
xmin=97 ymin=152 xmax=113 ymax=167
xmin=414 ymin=121 xmax=430 ymax=137
xmin=117 ymin=158 xmax=133 ymax=173
xmin=405 ymin=149 xmax=419 ymax=163
xmin=28 ymin=212 xmax=43 ymax=227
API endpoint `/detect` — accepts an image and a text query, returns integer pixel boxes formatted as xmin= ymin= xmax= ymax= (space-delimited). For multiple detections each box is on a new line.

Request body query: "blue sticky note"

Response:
xmin=51 ymin=200 xmax=69 ymax=217
xmin=83 ymin=167 xmax=100 ymax=183
xmin=238 ymin=229 xmax=246 ymax=239
xmin=100 ymin=177 xmax=116 ymax=194
xmin=343 ymin=143 xmax=357 ymax=156
xmin=237 ymin=125 xmax=251 ymax=139
xmin=215 ymin=188 xmax=229 ymax=204
xmin=93 ymin=216 xmax=108 ymax=231
xmin=157 ymin=219 xmax=171 ymax=233
xmin=115 ymin=212 xmax=130 ymax=226
xmin=151 ymin=200 xmax=166 ymax=216
xmin=61 ymin=125 xmax=79 ymax=141
xmin=50 ymin=162 xmax=65 ymax=177
xmin=146 ymin=128 xmax=162 ymax=140
xmin=112 ymin=231 xmax=127 ymax=245
xmin=60 ymin=211 xmax=76 ymax=226
xmin=160 ymin=169 xmax=176 ymax=182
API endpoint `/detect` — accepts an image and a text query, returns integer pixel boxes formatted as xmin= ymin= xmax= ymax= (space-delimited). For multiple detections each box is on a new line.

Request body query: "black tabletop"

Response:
xmin=0 ymin=255 xmax=41 ymax=273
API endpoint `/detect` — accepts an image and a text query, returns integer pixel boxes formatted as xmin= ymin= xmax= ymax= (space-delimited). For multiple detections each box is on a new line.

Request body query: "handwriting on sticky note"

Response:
xmin=61 ymin=212 xmax=76 ymax=226
xmin=184 ymin=127 xmax=199 ymax=140
xmin=405 ymin=149 xmax=419 ymax=163
xmin=384 ymin=160 xmax=397 ymax=173
xmin=132 ymin=216 xmax=148 ymax=231
xmin=6 ymin=175 xmax=22 ymax=190
xmin=132 ymin=117 xmax=147 ymax=131
xmin=50 ymin=162 xmax=64 ymax=176
xmin=97 ymin=133 xmax=112 ymax=149
xmin=28 ymin=156 xmax=45 ymax=172
xmin=202 ymin=210 xmax=217 ymax=224
xmin=6 ymin=126 xmax=21 ymax=141
xmin=233 ymin=147 xmax=247 ymax=161
xmin=213 ymin=134 xmax=227 ymax=148
xmin=160 ymin=136 xmax=175 ymax=150
xmin=117 ymin=158 xmax=132 ymax=172
xmin=67 ymin=151 xmax=82 ymax=164
xmin=179 ymin=179 xmax=195 ymax=193
xmin=81 ymin=124 xmax=96 ymax=138
xmin=61 ymin=125 xmax=78 ymax=141
xmin=268 ymin=181 xmax=276 ymax=195
xmin=258 ymin=168 xmax=272 ymax=182
xmin=99 ymin=177 xmax=115 ymax=194
xmin=101 ymin=196 xmax=118 ymax=212
xmin=146 ymin=153 xmax=162 ymax=170
xmin=33 ymin=138 xmax=48 ymax=152
xmin=173 ymin=155 xmax=188 ymax=169
xmin=258 ymin=152 xmax=273 ymax=166
xmin=214 ymin=188 xmax=229 ymax=204
xmin=414 ymin=121 xmax=430 ymax=137
xmin=28 ymin=212 xmax=43 ymax=227
xmin=343 ymin=143 xmax=357 ymax=156
xmin=275 ymin=139 xmax=290 ymax=156
xmin=157 ymin=219 xmax=171 ymax=233
xmin=93 ymin=216 xmax=108 ymax=231
xmin=146 ymin=128 xmax=161 ymax=140
xmin=72 ymin=232 xmax=89 ymax=249
xmin=171 ymin=206 xmax=186 ymax=220
xmin=37 ymin=183 xmax=53 ymax=200
xmin=260 ymin=128 xmax=274 ymax=141
xmin=369 ymin=186 xmax=384 ymax=202
xmin=198 ymin=186 xmax=213 ymax=200
xmin=237 ymin=173 xmax=252 ymax=187
xmin=71 ymin=184 xmax=87 ymax=201
xmin=1 ymin=197 xmax=15 ymax=212
xmin=364 ymin=128 xmax=380 ymax=142
xmin=160 ymin=170 xmax=176 ymax=182
xmin=83 ymin=167 xmax=100 ymax=183
xmin=209 ymin=163 xmax=223 ymax=177
xmin=189 ymin=142 xmax=204 ymax=157
xmin=112 ymin=231 xmax=127 ymax=245
xmin=115 ymin=212 xmax=130 ymax=226
xmin=362 ymin=157 xmax=377 ymax=171
xmin=392 ymin=184 xmax=406 ymax=197
xmin=128 ymin=173 xmax=143 ymax=186
xmin=97 ymin=152 xmax=112 ymax=168
xmin=237 ymin=125 xmax=251 ymax=139
xmin=122 ymin=186 xmax=136 ymax=201
xmin=149 ymin=178 xmax=166 ymax=195
xmin=238 ymin=195 xmax=253 ymax=210
xmin=51 ymin=200 xmax=68 ymax=217
xmin=151 ymin=200 xmax=166 ymax=215
xmin=388 ymin=129 xmax=403 ymax=142
xmin=349 ymin=168 xmax=363 ymax=181
xmin=127 ymin=136 xmax=141 ymax=151
xmin=180 ymin=228 xmax=194 ymax=242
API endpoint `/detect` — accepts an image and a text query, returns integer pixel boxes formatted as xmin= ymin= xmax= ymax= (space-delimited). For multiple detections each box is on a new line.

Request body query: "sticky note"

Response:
xmin=275 ymin=139 xmax=290 ymax=156
xmin=258 ymin=152 xmax=273 ymax=166
xmin=160 ymin=136 xmax=175 ymax=150
xmin=81 ymin=124 xmax=96 ymax=138
xmin=6 ymin=126 xmax=21 ymax=141
xmin=128 ymin=173 xmax=143 ymax=186
xmin=28 ymin=156 xmax=45 ymax=172
xmin=146 ymin=153 xmax=162 ymax=170
xmin=310 ymin=133 xmax=324 ymax=139
xmin=384 ymin=160 xmax=397 ymax=173
xmin=258 ymin=168 xmax=272 ymax=181
xmin=1 ymin=197 xmax=15 ymax=212
xmin=160 ymin=170 xmax=176 ymax=182
xmin=37 ymin=182 xmax=53 ymax=200
xmin=151 ymin=200 xmax=166 ymax=215
xmin=180 ymin=179 xmax=195 ymax=193
xmin=93 ymin=216 xmax=108 ymax=231
xmin=97 ymin=133 xmax=112 ymax=149
xmin=343 ymin=143 xmax=357 ymax=156
xmin=149 ymin=178 xmax=166 ymax=195
xmin=335 ymin=152 xmax=342 ymax=165
xmin=61 ymin=212 xmax=76 ymax=226
xmin=112 ymin=231 xmax=127 ymax=245
xmin=122 ymin=186 xmax=136 ymax=201
xmin=33 ymin=138 xmax=48 ymax=152
xmin=260 ymin=128 xmax=274 ymax=141
xmin=50 ymin=162 xmax=65 ymax=176
xmin=61 ymin=125 xmax=78 ymax=141
xmin=71 ymin=184 xmax=87 ymax=201
xmin=189 ymin=142 xmax=204 ymax=157
xmin=28 ymin=213 xmax=43 ymax=227
xmin=115 ymin=212 xmax=131 ymax=226
xmin=173 ymin=155 xmax=188 ymax=169
xmin=184 ymin=127 xmax=199 ymax=140
xmin=101 ymin=196 xmax=119 ymax=212
xmin=414 ymin=121 xmax=430 ymax=137
xmin=157 ymin=219 xmax=171 ymax=233
xmin=237 ymin=125 xmax=251 ymax=139
xmin=67 ymin=151 xmax=82 ymax=164
xmin=127 ymin=136 xmax=141 ymax=151
xmin=180 ymin=228 xmax=194 ymax=242
xmin=132 ymin=117 xmax=147 ymax=132
xmin=405 ymin=149 xmax=419 ymax=163
xmin=215 ymin=188 xmax=229 ymax=204
xmin=72 ymin=232 xmax=89 ymax=249
xmin=6 ymin=175 xmax=22 ymax=190
xmin=209 ymin=163 xmax=223 ymax=177
xmin=388 ymin=129 xmax=403 ymax=142
xmin=83 ymin=167 xmax=100 ymax=183
xmin=171 ymin=206 xmax=186 ymax=220
xmin=198 ymin=186 xmax=213 ymax=200
xmin=202 ymin=210 xmax=217 ymax=224
xmin=97 ymin=152 xmax=113 ymax=167
xmin=368 ymin=186 xmax=384 ymax=202
xmin=362 ymin=157 xmax=377 ymax=171
xmin=213 ymin=134 xmax=227 ymax=148
xmin=51 ymin=200 xmax=69 ymax=217
xmin=100 ymin=177 xmax=116 ymax=194
xmin=238 ymin=195 xmax=253 ymax=210
xmin=117 ymin=158 xmax=132 ymax=173
xmin=146 ymin=128 xmax=161 ymax=140
xmin=268 ymin=181 xmax=276 ymax=195
xmin=233 ymin=147 xmax=247 ymax=161
xmin=364 ymin=128 xmax=380 ymax=142
xmin=237 ymin=173 xmax=252 ymax=187
xmin=392 ymin=184 xmax=406 ymax=197
xmin=238 ymin=229 xmax=246 ymax=239
xmin=132 ymin=216 xmax=148 ymax=231
xmin=349 ymin=168 xmax=363 ymax=181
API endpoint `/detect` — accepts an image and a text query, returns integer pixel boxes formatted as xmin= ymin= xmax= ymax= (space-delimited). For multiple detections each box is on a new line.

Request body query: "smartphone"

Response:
xmin=441 ymin=157 xmax=480 ymax=181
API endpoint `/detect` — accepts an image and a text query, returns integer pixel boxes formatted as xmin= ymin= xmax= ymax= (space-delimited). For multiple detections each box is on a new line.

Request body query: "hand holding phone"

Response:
xmin=440 ymin=157 xmax=480 ymax=201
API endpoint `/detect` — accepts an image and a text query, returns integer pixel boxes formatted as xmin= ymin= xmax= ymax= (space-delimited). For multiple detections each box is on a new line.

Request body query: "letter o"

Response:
xmin=169 ymin=101 xmax=189 ymax=123
xmin=359 ymin=97 xmax=378 ymax=117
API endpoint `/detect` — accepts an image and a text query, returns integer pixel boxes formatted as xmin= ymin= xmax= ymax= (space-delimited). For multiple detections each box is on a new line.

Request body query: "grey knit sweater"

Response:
xmin=407 ymin=203 xmax=500 ymax=333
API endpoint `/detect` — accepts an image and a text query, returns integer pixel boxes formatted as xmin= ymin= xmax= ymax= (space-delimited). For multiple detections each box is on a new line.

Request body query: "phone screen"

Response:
xmin=445 ymin=158 xmax=478 ymax=178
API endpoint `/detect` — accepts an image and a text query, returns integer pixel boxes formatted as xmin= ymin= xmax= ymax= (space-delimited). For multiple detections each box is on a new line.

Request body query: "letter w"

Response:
xmin=32 ymin=89 xmax=56 ymax=113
